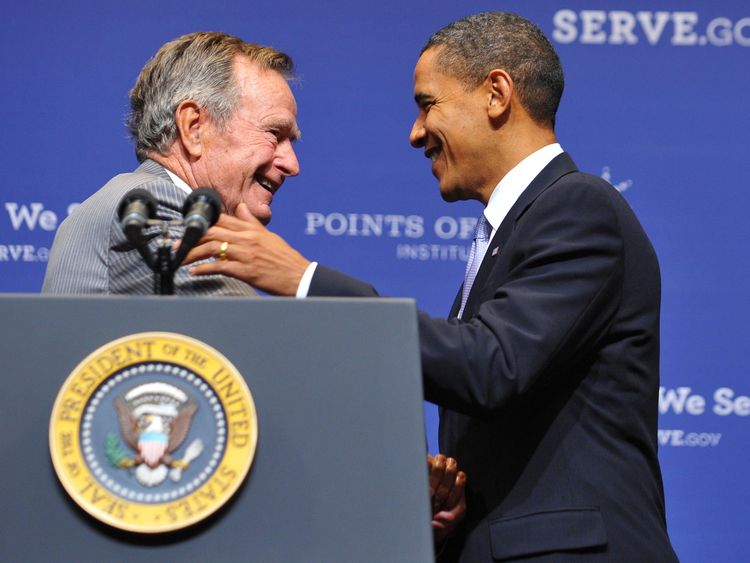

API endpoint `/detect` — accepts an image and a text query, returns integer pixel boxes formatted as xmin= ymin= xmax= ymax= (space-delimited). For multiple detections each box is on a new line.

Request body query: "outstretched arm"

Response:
xmin=182 ymin=202 xmax=311 ymax=296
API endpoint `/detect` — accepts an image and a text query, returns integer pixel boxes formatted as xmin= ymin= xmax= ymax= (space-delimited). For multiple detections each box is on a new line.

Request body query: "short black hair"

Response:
xmin=423 ymin=12 xmax=564 ymax=128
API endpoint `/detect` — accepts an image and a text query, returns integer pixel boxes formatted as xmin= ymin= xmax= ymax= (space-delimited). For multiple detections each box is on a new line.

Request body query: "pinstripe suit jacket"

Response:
xmin=42 ymin=159 xmax=256 ymax=296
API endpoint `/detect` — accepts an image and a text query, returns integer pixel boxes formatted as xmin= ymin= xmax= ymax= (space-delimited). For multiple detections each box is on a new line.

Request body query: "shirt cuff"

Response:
xmin=295 ymin=261 xmax=318 ymax=298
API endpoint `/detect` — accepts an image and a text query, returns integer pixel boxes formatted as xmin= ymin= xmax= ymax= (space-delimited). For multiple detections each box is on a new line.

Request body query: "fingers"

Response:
xmin=428 ymin=454 xmax=465 ymax=515
xmin=427 ymin=454 xmax=444 ymax=498
xmin=197 ymin=209 xmax=265 ymax=246
xmin=175 ymin=203 xmax=266 ymax=267
xmin=433 ymin=456 xmax=457 ymax=512
xmin=431 ymin=470 xmax=466 ymax=547
xmin=188 ymin=257 xmax=250 ymax=280
xmin=181 ymin=238 xmax=228 ymax=266
xmin=431 ymin=499 xmax=466 ymax=537
xmin=445 ymin=470 xmax=466 ymax=509
xmin=170 ymin=201 xmax=311 ymax=295
xmin=180 ymin=221 xmax=258 ymax=267
xmin=234 ymin=202 xmax=261 ymax=224
xmin=181 ymin=219 xmax=310 ymax=295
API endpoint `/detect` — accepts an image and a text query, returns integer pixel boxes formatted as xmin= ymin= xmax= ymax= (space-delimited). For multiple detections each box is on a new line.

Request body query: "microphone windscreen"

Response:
xmin=182 ymin=188 xmax=222 ymax=228
xmin=117 ymin=188 xmax=156 ymax=230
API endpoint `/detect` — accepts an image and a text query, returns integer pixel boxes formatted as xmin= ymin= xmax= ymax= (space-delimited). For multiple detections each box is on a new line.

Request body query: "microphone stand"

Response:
xmin=119 ymin=188 xmax=221 ymax=296
xmin=153 ymin=221 xmax=176 ymax=295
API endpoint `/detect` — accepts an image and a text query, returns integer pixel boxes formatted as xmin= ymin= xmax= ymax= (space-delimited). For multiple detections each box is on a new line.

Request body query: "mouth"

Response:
xmin=424 ymin=145 xmax=441 ymax=162
xmin=255 ymin=174 xmax=281 ymax=195
xmin=424 ymin=145 xmax=443 ymax=178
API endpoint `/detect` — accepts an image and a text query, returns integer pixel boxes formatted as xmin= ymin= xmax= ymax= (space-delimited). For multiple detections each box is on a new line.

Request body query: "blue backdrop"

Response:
xmin=2 ymin=1 xmax=748 ymax=560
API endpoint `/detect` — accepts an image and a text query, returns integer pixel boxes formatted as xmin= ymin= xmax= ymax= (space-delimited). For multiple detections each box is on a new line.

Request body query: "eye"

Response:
xmin=416 ymin=94 xmax=434 ymax=109
xmin=265 ymin=124 xmax=300 ymax=144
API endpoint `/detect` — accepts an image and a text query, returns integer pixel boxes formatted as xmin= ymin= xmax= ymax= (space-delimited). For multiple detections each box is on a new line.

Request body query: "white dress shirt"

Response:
xmin=164 ymin=168 xmax=193 ymax=196
xmin=482 ymin=143 xmax=563 ymax=237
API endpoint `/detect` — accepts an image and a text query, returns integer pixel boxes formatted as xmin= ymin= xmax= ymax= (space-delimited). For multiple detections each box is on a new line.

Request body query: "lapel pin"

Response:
xmin=491 ymin=246 xmax=500 ymax=256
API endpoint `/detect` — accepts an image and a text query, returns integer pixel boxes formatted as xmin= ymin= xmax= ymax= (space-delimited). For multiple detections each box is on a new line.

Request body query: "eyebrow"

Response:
xmin=266 ymin=118 xmax=302 ymax=141
xmin=414 ymin=93 xmax=434 ymax=107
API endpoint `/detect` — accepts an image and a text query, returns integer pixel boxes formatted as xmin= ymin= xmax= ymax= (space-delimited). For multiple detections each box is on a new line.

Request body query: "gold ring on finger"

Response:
xmin=218 ymin=241 xmax=229 ymax=261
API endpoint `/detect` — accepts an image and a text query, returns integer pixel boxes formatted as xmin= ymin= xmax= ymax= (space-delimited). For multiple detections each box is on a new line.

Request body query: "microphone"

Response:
xmin=118 ymin=188 xmax=157 ymax=233
xmin=172 ymin=188 xmax=222 ymax=266
xmin=117 ymin=189 xmax=157 ymax=266
xmin=182 ymin=187 xmax=222 ymax=234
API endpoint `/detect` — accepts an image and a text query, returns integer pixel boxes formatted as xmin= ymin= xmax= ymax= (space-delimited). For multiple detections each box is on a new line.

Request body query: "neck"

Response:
xmin=147 ymin=148 xmax=199 ymax=189
xmin=478 ymin=125 xmax=557 ymax=204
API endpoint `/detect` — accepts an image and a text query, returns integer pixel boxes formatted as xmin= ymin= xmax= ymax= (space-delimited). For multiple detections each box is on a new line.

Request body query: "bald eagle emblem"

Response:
xmin=107 ymin=382 xmax=203 ymax=487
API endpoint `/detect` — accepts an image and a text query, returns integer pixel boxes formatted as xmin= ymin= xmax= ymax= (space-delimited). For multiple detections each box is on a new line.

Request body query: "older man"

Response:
xmin=184 ymin=12 xmax=678 ymax=562
xmin=42 ymin=32 xmax=300 ymax=295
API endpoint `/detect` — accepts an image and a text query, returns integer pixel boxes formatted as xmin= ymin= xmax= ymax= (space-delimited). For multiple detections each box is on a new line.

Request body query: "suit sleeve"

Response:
xmin=309 ymin=264 xmax=380 ymax=297
xmin=308 ymin=180 xmax=625 ymax=417
xmin=420 ymin=180 xmax=624 ymax=415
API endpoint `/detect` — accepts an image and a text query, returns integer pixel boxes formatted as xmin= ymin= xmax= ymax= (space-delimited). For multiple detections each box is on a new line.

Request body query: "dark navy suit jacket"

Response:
xmin=310 ymin=154 xmax=677 ymax=562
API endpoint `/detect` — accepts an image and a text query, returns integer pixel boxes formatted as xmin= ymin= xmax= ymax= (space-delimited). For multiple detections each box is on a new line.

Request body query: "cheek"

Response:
xmin=244 ymin=143 xmax=273 ymax=165
xmin=260 ymin=145 xmax=279 ymax=165
xmin=431 ymin=120 xmax=454 ymax=148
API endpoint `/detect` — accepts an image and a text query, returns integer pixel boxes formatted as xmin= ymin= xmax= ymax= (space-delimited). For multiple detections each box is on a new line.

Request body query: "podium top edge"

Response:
xmin=0 ymin=293 xmax=416 ymax=306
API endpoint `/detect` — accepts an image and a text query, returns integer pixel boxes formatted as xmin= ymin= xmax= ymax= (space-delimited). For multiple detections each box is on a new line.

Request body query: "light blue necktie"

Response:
xmin=458 ymin=214 xmax=490 ymax=319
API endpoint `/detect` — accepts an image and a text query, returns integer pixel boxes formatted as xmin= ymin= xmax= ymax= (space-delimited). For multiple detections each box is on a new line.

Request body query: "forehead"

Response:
xmin=232 ymin=56 xmax=298 ymax=120
xmin=413 ymin=49 xmax=438 ymax=90
xmin=412 ymin=48 xmax=462 ymax=99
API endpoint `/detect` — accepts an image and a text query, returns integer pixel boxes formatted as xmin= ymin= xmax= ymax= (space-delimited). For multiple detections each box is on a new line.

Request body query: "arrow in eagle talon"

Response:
xmin=169 ymin=439 xmax=204 ymax=482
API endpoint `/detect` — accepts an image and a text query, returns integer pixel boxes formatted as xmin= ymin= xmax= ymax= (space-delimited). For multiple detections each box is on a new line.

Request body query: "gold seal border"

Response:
xmin=49 ymin=331 xmax=258 ymax=534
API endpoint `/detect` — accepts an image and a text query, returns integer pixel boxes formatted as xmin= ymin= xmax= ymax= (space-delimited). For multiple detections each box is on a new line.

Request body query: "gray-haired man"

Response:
xmin=43 ymin=32 xmax=300 ymax=295
xmin=41 ymin=31 xmax=466 ymax=549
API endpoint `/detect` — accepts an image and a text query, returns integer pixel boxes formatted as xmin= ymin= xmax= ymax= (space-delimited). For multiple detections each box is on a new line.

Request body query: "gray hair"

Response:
xmin=127 ymin=32 xmax=294 ymax=162
xmin=423 ymin=12 xmax=564 ymax=128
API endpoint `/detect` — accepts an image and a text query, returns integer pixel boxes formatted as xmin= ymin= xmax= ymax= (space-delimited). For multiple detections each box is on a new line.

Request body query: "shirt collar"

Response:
xmin=483 ymin=143 xmax=564 ymax=234
xmin=164 ymin=168 xmax=193 ymax=196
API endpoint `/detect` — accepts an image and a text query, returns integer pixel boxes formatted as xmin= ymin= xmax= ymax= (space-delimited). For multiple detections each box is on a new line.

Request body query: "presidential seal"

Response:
xmin=49 ymin=332 xmax=257 ymax=533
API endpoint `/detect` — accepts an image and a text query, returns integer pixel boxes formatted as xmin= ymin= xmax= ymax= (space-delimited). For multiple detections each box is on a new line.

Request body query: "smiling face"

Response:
xmin=409 ymin=48 xmax=498 ymax=204
xmin=197 ymin=56 xmax=300 ymax=224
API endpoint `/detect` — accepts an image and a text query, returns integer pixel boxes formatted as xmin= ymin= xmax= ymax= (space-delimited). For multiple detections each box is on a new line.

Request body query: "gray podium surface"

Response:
xmin=0 ymin=296 xmax=433 ymax=563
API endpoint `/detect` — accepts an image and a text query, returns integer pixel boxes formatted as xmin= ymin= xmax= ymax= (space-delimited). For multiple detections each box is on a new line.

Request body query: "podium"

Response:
xmin=0 ymin=296 xmax=433 ymax=562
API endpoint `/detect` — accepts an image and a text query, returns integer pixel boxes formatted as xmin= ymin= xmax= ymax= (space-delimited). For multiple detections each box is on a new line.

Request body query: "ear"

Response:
xmin=174 ymin=100 xmax=205 ymax=158
xmin=486 ymin=69 xmax=513 ymax=120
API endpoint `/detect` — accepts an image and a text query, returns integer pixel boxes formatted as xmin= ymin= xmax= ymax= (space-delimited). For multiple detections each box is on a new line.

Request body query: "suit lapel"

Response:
xmin=458 ymin=153 xmax=579 ymax=320
xmin=449 ymin=285 xmax=463 ymax=318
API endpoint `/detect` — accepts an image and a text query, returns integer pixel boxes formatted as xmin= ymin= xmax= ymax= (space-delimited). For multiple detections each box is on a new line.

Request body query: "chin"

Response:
xmin=439 ymin=184 xmax=463 ymax=203
xmin=251 ymin=205 xmax=272 ymax=225
xmin=439 ymin=180 xmax=479 ymax=203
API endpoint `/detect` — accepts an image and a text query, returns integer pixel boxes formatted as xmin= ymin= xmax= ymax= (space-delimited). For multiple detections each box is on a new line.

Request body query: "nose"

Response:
xmin=409 ymin=115 xmax=426 ymax=148
xmin=277 ymin=139 xmax=300 ymax=177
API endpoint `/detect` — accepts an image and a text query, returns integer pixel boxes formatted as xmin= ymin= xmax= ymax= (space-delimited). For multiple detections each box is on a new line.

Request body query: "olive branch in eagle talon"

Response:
xmin=104 ymin=433 xmax=131 ymax=467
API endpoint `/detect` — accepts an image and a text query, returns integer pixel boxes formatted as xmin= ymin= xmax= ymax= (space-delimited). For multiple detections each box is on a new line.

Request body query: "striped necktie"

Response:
xmin=458 ymin=214 xmax=490 ymax=319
